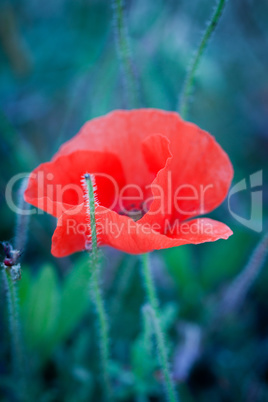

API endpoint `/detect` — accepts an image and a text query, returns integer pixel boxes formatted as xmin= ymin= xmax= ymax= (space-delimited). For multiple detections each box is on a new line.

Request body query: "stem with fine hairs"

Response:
xmin=140 ymin=253 xmax=178 ymax=402
xmin=179 ymin=0 xmax=227 ymax=119
xmin=112 ymin=0 xmax=139 ymax=108
xmin=83 ymin=173 xmax=113 ymax=401
xmin=2 ymin=267 xmax=27 ymax=401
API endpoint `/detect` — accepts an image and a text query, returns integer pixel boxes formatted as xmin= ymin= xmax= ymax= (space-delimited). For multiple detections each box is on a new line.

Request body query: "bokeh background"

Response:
xmin=0 ymin=0 xmax=268 ymax=401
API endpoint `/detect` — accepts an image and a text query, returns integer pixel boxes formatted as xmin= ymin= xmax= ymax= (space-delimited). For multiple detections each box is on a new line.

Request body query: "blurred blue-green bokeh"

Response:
xmin=0 ymin=0 xmax=268 ymax=401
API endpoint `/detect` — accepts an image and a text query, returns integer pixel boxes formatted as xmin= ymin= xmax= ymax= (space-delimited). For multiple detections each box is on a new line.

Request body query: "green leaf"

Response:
xmin=131 ymin=335 xmax=157 ymax=392
xmin=161 ymin=247 xmax=204 ymax=317
xmin=55 ymin=256 xmax=90 ymax=341
xmin=21 ymin=264 xmax=60 ymax=357
xmin=200 ymin=230 xmax=254 ymax=291
xmin=161 ymin=246 xmax=195 ymax=294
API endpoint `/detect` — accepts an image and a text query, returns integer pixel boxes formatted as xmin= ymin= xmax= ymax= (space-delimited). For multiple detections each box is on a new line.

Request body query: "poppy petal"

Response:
xmin=51 ymin=203 xmax=232 ymax=257
xmin=166 ymin=122 xmax=234 ymax=221
xmin=139 ymin=118 xmax=233 ymax=224
xmin=25 ymin=109 xmax=234 ymax=258
xmin=24 ymin=150 xmax=126 ymax=218
xmin=53 ymin=109 xmax=184 ymax=189
xmin=55 ymin=110 xmax=232 ymax=222
xmin=101 ymin=213 xmax=233 ymax=254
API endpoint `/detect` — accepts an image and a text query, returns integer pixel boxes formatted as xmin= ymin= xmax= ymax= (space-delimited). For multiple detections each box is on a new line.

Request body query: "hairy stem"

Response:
xmin=140 ymin=254 xmax=178 ymax=402
xmin=179 ymin=0 xmax=227 ymax=119
xmin=220 ymin=232 xmax=268 ymax=315
xmin=15 ymin=177 xmax=30 ymax=252
xmin=2 ymin=268 xmax=26 ymax=400
xmin=91 ymin=267 xmax=112 ymax=400
xmin=141 ymin=253 xmax=159 ymax=314
xmin=142 ymin=304 xmax=153 ymax=357
xmin=84 ymin=174 xmax=112 ymax=401
xmin=112 ymin=0 xmax=139 ymax=108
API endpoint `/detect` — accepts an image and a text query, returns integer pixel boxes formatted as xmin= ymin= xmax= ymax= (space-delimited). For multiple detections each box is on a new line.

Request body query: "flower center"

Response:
xmin=118 ymin=202 xmax=146 ymax=222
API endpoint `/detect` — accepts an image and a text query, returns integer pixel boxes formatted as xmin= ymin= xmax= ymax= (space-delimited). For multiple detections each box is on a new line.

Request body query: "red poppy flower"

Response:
xmin=24 ymin=109 xmax=233 ymax=257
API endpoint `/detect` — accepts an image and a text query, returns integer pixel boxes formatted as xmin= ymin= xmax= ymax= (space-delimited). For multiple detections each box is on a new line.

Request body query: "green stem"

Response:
xmin=220 ymin=232 xmax=268 ymax=314
xmin=142 ymin=305 xmax=153 ymax=357
xmin=141 ymin=254 xmax=159 ymax=314
xmin=2 ymin=268 xmax=26 ymax=400
xmin=110 ymin=255 xmax=136 ymax=319
xmin=84 ymin=174 xmax=112 ymax=401
xmin=140 ymin=254 xmax=178 ymax=402
xmin=179 ymin=0 xmax=227 ymax=119
xmin=91 ymin=268 xmax=112 ymax=400
xmin=112 ymin=0 xmax=139 ymax=108
xmin=15 ymin=177 xmax=30 ymax=252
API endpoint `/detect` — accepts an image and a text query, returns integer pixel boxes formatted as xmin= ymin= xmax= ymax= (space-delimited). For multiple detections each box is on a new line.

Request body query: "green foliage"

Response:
xmin=161 ymin=247 xmax=204 ymax=317
xmin=19 ymin=258 xmax=90 ymax=362
xmin=199 ymin=230 xmax=254 ymax=290
xmin=55 ymin=258 xmax=90 ymax=341
xmin=20 ymin=265 xmax=60 ymax=355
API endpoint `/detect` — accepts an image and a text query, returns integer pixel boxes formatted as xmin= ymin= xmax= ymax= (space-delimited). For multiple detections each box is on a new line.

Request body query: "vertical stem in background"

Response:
xmin=110 ymin=255 xmax=136 ymax=319
xmin=15 ymin=177 xmax=30 ymax=252
xmin=140 ymin=254 xmax=178 ymax=402
xmin=83 ymin=174 xmax=112 ymax=401
xmin=91 ymin=267 xmax=112 ymax=401
xmin=142 ymin=304 xmax=153 ymax=356
xmin=141 ymin=253 xmax=159 ymax=314
xmin=220 ymin=233 xmax=268 ymax=315
xmin=112 ymin=0 xmax=139 ymax=108
xmin=2 ymin=177 xmax=31 ymax=401
xmin=2 ymin=268 xmax=26 ymax=401
xmin=179 ymin=0 xmax=227 ymax=119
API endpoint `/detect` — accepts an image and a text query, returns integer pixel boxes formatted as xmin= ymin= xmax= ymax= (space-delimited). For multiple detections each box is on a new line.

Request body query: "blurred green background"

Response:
xmin=0 ymin=0 xmax=268 ymax=401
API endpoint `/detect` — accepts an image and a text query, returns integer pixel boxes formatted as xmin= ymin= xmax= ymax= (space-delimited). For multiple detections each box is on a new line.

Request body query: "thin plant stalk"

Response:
xmin=15 ymin=177 xmax=30 ymax=252
xmin=110 ymin=255 xmax=136 ymax=319
xmin=83 ymin=174 xmax=113 ymax=401
xmin=2 ymin=175 xmax=30 ymax=401
xmin=142 ymin=304 xmax=153 ymax=357
xmin=141 ymin=254 xmax=159 ymax=315
xmin=219 ymin=232 xmax=268 ymax=315
xmin=112 ymin=0 xmax=139 ymax=108
xmin=140 ymin=253 xmax=178 ymax=402
xmin=91 ymin=268 xmax=112 ymax=400
xmin=2 ymin=268 xmax=26 ymax=401
xmin=179 ymin=0 xmax=227 ymax=119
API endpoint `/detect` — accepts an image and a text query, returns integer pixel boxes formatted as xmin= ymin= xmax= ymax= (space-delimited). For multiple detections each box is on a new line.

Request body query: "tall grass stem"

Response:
xmin=179 ymin=0 xmax=227 ymax=119
xmin=140 ymin=254 xmax=178 ymax=402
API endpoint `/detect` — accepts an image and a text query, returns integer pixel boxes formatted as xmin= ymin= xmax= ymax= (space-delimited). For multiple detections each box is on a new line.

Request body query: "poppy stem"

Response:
xmin=2 ymin=266 xmax=27 ymax=401
xmin=90 ymin=266 xmax=112 ymax=401
xmin=83 ymin=174 xmax=113 ymax=401
xmin=179 ymin=0 xmax=227 ymax=119
xmin=15 ymin=177 xmax=30 ymax=252
xmin=112 ymin=0 xmax=140 ymax=108
xmin=141 ymin=304 xmax=153 ymax=357
xmin=140 ymin=253 xmax=178 ymax=402
xmin=219 ymin=232 xmax=268 ymax=316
